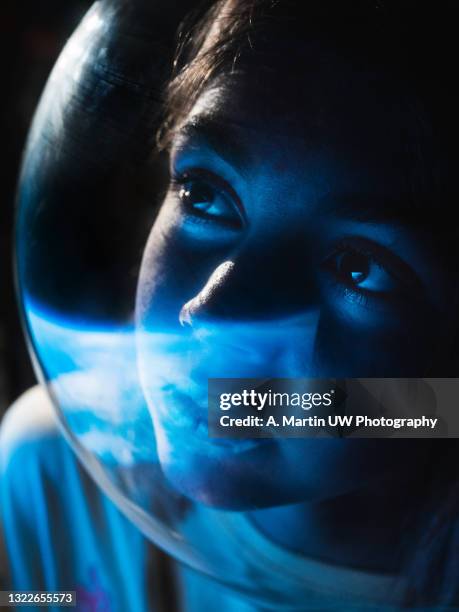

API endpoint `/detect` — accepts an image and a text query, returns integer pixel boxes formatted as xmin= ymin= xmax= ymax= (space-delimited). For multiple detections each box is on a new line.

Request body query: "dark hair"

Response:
xmin=158 ymin=1 xmax=459 ymax=606
xmin=159 ymin=0 xmax=457 ymax=158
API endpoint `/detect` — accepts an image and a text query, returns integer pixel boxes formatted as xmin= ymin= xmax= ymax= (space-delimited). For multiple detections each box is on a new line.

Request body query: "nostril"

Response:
xmin=178 ymin=260 xmax=235 ymax=327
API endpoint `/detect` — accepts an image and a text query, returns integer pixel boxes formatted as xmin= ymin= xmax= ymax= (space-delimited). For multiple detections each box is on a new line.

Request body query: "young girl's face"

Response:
xmin=136 ymin=51 xmax=455 ymax=508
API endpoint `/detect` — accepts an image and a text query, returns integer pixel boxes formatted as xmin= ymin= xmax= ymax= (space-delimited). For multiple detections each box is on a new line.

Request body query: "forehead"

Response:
xmin=206 ymin=64 xmax=415 ymax=141
xmin=176 ymin=68 xmax=427 ymax=206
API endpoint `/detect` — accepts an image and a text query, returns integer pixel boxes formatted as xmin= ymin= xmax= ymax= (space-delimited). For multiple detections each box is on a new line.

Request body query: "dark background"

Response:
xmin=0 ymin=0 xmax=94 ymax=416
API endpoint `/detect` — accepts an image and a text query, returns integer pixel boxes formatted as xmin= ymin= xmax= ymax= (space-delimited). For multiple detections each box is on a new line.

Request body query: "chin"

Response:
xmin=153 ymin=429 xmax=294 ymax=509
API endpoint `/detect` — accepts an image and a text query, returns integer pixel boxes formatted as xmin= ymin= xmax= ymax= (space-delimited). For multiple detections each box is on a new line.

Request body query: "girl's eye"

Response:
xmin=175 ymin=174 xmax=243 ymax=228
xmin=323 ymin=241 xmax=425 ymax=313
xmin=329 ymin=249 xmax=398 ymax=293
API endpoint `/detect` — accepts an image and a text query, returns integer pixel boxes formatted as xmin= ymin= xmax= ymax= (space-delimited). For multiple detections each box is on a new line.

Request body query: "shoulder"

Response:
xmin=0 ymin=385 xmax=94 ymax=544
xmin=0 ymin=385 xmax=69 ymax=479
xmin=1 ymin=385 xmax=58 ymax=442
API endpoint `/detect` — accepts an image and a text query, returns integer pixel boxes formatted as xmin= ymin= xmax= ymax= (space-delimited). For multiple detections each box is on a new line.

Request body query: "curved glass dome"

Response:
xmin=16 ymin=1 xmax=457 ymax=609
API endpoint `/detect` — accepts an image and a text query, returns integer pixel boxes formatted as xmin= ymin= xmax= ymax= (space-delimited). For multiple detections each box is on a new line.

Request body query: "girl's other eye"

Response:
xmin=324 ymin=239 xmax=422 ymax=302
xmin=332 ymin=250 xmax=397 ymax=292
xmin=173 ymin=173 xmax=243 ymax=229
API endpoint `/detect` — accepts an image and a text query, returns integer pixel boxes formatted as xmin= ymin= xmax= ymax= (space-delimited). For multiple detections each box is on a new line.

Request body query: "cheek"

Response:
xmin=313 ymin=302 xmax=447 ymax=377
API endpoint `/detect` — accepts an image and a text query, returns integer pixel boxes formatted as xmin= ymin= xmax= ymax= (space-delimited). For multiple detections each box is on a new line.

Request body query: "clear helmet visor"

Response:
xmin=16 ymin=1 xmax=456 ymax=609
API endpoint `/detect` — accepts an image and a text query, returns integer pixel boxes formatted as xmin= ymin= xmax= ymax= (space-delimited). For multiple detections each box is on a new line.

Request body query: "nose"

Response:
xmin=178 ymin=249 xmax=320 ymax=377
xmin=179 ymin=258 xmax=320 ymax=376
xmin=179 ymin=240 xmax=319 ymax=326
xmin=179 ymin=261 xmax=235 ymax=326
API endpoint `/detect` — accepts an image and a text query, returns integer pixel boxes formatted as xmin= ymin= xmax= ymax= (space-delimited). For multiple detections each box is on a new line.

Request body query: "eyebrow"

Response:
xmin=171 ymin=116 xmax=253 ymax=175
xmin=319 ymin=193 xmax=431 ymax=227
